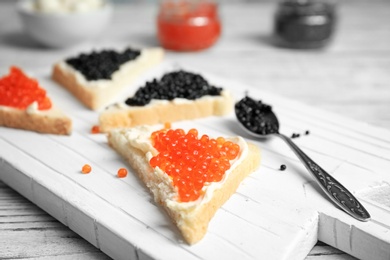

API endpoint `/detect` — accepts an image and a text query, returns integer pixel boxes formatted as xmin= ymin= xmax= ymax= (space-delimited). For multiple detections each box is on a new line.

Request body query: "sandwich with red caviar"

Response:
xmin=0 ymin=66 xmax=72 ymax=135
xmin=107 ymin=125 xmax=260 ymax=244
xmin=99 ymin=70 xmax=233 ymax=132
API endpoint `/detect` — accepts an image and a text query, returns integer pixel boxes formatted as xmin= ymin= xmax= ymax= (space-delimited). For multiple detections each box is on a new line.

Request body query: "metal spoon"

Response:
xmin=235 ymin=96 xmax=370 ymax=222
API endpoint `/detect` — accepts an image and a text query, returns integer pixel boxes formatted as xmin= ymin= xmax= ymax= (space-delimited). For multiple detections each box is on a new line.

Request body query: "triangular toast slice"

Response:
xmin=52 ymin=47 xmax=164 ymax=111
xmin=99 ymin=70 xmax=233 ymax=133
xmin=0 ymin=67 xmax=72 ymax=135
xmin=107 ymin=125 xmax=260 ymax=244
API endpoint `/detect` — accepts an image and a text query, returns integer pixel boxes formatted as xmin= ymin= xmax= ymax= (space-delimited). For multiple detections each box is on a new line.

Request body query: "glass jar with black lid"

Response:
xmin=273 ymin=0 xmax=336 ymax=49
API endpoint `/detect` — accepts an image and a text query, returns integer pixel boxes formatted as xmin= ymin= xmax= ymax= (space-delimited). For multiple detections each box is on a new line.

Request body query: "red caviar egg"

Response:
xmin=0 ymin=66 xmax=52 ymax=110
xmin=82 ymin=164 xmax=92 ymax=174
xmin=117 ymin=168 xmax=128 ymax=178
xmin=91 ymin=125 xmax=100 ymax=134
xmin=149 ymin=128 xmax=241 ymax=202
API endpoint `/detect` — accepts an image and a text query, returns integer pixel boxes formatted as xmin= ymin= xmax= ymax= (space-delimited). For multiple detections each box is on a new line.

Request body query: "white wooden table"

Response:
xmin=1 ymin=0 xmax=389 ymax=259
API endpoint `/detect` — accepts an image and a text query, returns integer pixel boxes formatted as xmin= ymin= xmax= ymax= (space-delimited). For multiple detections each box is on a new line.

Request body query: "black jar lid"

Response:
xmin=277 ymin=0 xmax=335 ymax=16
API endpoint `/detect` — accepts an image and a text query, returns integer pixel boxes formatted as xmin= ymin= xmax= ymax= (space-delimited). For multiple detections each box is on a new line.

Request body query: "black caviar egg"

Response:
xmin=66 ymin=48 xmax=141 ymax=81
xmin=291 ymin=133 xmax=300 ymax=138
xmin=125 ymin=70 xmax=223 ymax=106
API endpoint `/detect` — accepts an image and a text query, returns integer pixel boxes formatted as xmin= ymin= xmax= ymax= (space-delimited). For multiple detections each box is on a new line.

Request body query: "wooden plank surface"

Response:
xmin=1 ymin=64 xmax=390 ymax=260
xmin=1 ymin=0 xmax=390 ymax=259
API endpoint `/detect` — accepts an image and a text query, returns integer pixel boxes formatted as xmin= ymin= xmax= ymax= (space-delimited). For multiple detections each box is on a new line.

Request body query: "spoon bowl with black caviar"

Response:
xmin=235 ymin=96 xmax=371 ymax=222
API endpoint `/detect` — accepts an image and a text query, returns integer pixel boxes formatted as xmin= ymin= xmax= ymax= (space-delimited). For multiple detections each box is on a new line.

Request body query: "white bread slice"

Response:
xmin=0 ymin=67 xmax=72 ymax=135
xmin=0 ymin=104 xmax=72 ymax=135
xmin=99 ymin=90 xmax=233 ymax=133
xmin=52 ymin=47 xmax=164 ymax=111
xmin=107 ymin=125 xmax=260 ymax=244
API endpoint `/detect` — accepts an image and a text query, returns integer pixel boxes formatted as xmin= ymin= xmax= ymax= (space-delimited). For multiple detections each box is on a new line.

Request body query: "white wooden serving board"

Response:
xmin=1 ymin=63 xmax=390 ymax=260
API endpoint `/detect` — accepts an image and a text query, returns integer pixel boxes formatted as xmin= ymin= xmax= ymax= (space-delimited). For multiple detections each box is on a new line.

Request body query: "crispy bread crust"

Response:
xmin=0 ymin=107 xmax=72 ymax=135
xmin=52 ymin=63 xmax=98 ymax=110
xmin=52 ymin=48 xmax=164 ymax=111
xmin=173 ymin=143 xmax=260 ymax=244
xmin=107 ymin=131 xmax=260 ymax=244
xmin=99 ymin=93 xmax=233 ymax=133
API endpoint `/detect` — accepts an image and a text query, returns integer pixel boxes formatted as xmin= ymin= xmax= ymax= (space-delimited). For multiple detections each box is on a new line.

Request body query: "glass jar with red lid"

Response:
xmin=157 ymin=0 xmax=221 ymax=51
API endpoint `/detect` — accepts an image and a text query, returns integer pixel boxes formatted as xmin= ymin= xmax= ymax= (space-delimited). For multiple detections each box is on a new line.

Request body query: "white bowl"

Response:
xmin=17 ymin=0 xmax=112 ymax=48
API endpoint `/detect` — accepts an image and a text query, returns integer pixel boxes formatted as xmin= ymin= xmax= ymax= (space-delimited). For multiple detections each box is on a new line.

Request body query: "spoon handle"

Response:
xmin=276 ymin=133 xmax=371 ymax=222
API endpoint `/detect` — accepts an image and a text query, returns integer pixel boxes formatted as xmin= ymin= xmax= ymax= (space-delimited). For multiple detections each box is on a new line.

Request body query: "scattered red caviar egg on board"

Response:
xmin=164 ymin=122 xmax=171 ymax=129
xmin=91 ymin=125 xmax=100 ymax=134
xmin=82 ymin=164 xmax=92 ymax=174
xmin=150 ymin=128 xmax=241 ymax=202
xmin=0 ymin=66 xmax=52 ymax=110
xmin=117 ymin=168 xmax=128 ymax=178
